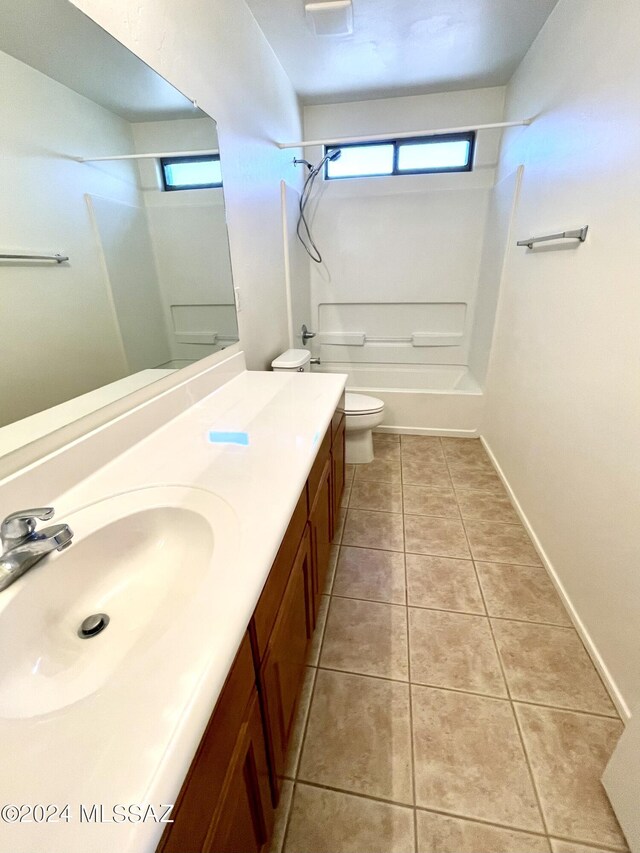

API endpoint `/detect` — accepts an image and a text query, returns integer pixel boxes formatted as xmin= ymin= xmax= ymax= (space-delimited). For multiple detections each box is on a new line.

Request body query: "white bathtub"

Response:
xmin=314 ymin=363 xmax=484 ymax=435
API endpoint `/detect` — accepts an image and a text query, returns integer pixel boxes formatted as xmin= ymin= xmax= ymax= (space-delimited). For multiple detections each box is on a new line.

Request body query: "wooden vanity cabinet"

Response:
xmin=158 ymin=405 xmax=346 ymax=852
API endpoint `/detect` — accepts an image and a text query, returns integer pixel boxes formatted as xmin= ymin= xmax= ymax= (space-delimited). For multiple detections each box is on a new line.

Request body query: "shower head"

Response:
xmin=327 ymin=148 xmax=342 ymax=161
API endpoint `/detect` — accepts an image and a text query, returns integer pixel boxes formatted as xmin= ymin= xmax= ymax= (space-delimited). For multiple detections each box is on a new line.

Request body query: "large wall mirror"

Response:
xmin=0 ymin=0 xmax=239 ymax=459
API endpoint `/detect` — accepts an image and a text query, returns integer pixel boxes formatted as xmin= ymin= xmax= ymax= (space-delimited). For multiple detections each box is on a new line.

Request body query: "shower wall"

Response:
xmin=133 ymin=119 xmax=237 ymax=364
xmin=281 ymin=181 xmax=311 ymax=348
xmin=301 ymin=87 xmax=508 ymax=382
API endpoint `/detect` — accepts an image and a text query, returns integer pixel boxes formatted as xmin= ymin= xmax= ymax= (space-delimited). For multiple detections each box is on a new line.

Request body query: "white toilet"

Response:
xmin=342 ymin=392 xmax=385 ymax=464
xmin=271 ymin=350 xmax=385 ymax=464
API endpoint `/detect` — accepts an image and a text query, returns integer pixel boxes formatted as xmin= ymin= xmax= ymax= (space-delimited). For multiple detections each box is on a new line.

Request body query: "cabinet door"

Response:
xmin=260 ymin=529 xmax=312 ymax=798
xmin=331 ymin=415 xmax=346 ymax=535
xmin=159 ymin=637 xmax=257 ymax=853
xmin=204 ymin=694 xmax=273 ymax=853
xmin=309 ymin=458 xmax=332 ymax=623
xmin=252 ymin=487 xmax=308 ymax=664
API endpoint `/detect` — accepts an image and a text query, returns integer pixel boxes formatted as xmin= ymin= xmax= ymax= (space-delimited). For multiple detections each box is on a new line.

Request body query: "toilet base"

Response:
xmin=345 ymin=429 xmax=375 ymax=464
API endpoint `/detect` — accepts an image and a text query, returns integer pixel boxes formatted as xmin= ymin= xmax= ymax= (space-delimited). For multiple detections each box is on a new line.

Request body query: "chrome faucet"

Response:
xmin=0 ymin=508 xmax=73 ymax=592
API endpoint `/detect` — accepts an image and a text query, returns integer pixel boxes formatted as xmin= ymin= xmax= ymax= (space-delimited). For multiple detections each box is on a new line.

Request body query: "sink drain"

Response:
xmin=78 ymin=613 xmax=110 ymax=638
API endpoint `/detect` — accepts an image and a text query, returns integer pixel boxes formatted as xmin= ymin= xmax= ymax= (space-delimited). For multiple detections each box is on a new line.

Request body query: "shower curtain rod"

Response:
xmin=73 ymin=149 xmax=219 ymax=163
xmin=277 ymin=119 xmax=533 ymax=149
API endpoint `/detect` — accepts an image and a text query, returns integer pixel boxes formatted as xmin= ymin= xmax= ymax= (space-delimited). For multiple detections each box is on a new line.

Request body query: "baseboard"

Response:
xmin=375 ymin=426 xmax=479 ymax=438
xmin=480 ymin=436 xmax=631 ymax=723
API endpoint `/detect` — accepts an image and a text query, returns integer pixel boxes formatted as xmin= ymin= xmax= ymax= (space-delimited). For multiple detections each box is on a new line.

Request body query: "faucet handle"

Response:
xmin=1 ymin=508 xmax=55 ymax=544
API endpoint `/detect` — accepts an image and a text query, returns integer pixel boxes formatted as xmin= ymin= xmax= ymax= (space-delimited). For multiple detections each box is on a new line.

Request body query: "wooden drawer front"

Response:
xmin=260 ymin=529 xmax=312 ymax=798
xmin=203 ymin=692 xmax=273 ymax=853
xmin=251 ymin=487 xmax=308 ymax=663
xmin=159 ymin=634 xmax=255 ymax=852
xmin=331 ymin=416 xmax=346 ymax=535
xmin=306 ymin=426 xmax=331 ymax=507
xmin=309 ymin=458 xmax=332 ymax=624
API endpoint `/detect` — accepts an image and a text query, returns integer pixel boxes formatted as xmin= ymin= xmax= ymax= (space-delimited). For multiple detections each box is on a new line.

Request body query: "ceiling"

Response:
xmin=0 ymin=0 xmax=205 ymax=122
xmin=245 ymin=0 xmax=559 ymax=104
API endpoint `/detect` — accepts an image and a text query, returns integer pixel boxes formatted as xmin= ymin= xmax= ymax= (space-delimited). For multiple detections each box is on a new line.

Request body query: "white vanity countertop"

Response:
xmin=0 ymin=368 xmax=346 ymax=853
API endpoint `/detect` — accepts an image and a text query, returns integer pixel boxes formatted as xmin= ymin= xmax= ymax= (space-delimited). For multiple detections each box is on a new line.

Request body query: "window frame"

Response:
xmin=325 ymin=131 xmax=476 ymax=181
xmin=160 ymin=153 xmax=223 ymax=192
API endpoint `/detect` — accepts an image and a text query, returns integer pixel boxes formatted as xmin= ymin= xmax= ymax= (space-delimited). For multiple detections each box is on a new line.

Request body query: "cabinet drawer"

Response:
xmin=251 ymin=487 xmax=308 ymax=663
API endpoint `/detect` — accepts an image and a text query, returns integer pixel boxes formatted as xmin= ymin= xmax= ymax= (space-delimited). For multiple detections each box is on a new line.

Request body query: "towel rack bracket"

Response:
xmin=517 ymin=226 xmax=588 ymax=250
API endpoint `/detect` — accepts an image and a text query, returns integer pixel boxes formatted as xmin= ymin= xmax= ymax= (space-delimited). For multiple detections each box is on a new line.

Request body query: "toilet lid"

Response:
xmin=344 ymin=392 xmax=384 ymax=415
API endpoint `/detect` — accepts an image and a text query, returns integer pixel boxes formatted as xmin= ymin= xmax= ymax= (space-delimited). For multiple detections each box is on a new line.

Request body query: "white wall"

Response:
xmin=484 ymin=0 xmax=640 ymax=715
xmin=468 ymin=166 xmax=522 ymax=382
xmin=0 ymin=49 xmax=145 ymax=426
xmin=302 ymin=88 xmax=504 ymax=371
xmin=72 ymin=0 xmax=304 ymax=371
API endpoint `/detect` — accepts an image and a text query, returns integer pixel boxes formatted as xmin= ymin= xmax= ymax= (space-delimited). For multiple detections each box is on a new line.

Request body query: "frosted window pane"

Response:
xmin=326 ymin=145 xmax=394 ymax=178
xmin=397 ymin=140 xmax=470 ymax=171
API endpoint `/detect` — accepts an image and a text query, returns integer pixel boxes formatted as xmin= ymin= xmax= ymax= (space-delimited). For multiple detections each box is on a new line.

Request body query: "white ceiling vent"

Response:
xmin=304 ymin=0 xmax=353 ymax=36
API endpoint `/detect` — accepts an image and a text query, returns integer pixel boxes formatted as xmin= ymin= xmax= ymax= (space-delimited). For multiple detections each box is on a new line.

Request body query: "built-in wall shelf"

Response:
xmin=317 ymin=332 xmax=463 ymax=347
xmin=316 ymin=301 xmax=468 ymax=364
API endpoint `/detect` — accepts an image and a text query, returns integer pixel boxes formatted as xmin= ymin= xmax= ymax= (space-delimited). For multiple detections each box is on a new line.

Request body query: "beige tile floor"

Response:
xmin=270 ymin=435 xmax=627 ymax=853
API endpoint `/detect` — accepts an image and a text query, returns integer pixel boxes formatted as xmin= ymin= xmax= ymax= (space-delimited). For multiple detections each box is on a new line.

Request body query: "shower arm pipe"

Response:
xmin=73 ymin=149 xmax=219 ymax=163
xmin=277 ymin=118 xmax=533 ymax=149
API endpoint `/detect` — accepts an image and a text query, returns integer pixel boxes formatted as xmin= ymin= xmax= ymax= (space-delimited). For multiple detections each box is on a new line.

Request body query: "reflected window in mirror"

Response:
xmin=161 ymin=155 xmax=223 ymax=191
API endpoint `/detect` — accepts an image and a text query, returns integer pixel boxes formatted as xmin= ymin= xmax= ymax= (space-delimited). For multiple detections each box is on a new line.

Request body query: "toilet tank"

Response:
xmin=271 ymin=349 xmax=311 ymax=372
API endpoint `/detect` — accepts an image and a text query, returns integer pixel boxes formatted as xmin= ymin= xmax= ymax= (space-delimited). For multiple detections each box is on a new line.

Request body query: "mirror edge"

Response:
xmin=0 ymin=342 xmax=242 ymax=484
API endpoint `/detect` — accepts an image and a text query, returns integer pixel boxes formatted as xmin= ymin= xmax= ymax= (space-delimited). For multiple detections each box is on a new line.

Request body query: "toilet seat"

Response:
xmin=344 ymin=392 xmax=384 ymax=416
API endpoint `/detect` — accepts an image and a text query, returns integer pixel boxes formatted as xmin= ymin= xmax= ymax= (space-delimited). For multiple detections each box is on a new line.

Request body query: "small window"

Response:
xmin=160 ymin=155 xmax=222 ymax=191
xmin=326 ymin=132 xmax=475 ymax=180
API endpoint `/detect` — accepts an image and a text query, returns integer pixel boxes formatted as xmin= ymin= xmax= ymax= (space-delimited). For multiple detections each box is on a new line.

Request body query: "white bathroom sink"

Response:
xmin=0 ymin=486 xmax=238 ymax=719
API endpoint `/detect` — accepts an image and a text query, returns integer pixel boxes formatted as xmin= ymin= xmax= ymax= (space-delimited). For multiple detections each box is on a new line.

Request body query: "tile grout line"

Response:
xmin=486 ymin=614 xmax=620 ymax=718
xmin=312 ymin=663 xmax=623 ymax=720
xmin=278 ymin=779 xmax=296 ymax=853
xmin=290 ymin=539 xmax=338 ymax=780
xmin=329 ymin=590 xmax=586 ymax=631
xmin=288 ymin=777 xmax=558 ymax=841
xmin=400 ymin=449 xmax=419 ymax=853
xmin=442 ymin=441 xmax=551 ymax=840
xmin=279 ymin=535 xmax=344 ymax=849
xmin=459 ymin=523 xmax=551 ymax=836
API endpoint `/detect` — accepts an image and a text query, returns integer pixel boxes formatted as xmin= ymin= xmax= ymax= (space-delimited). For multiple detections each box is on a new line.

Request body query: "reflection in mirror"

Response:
xmin=0 ymin=0 xmax=238 ymax=458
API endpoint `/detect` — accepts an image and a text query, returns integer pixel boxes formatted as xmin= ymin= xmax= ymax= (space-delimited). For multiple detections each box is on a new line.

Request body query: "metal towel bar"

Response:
xmin=0 ymin=252 xmax=69 ymax=264
xmin=517 ymin=226 xmax=588 ymax=249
